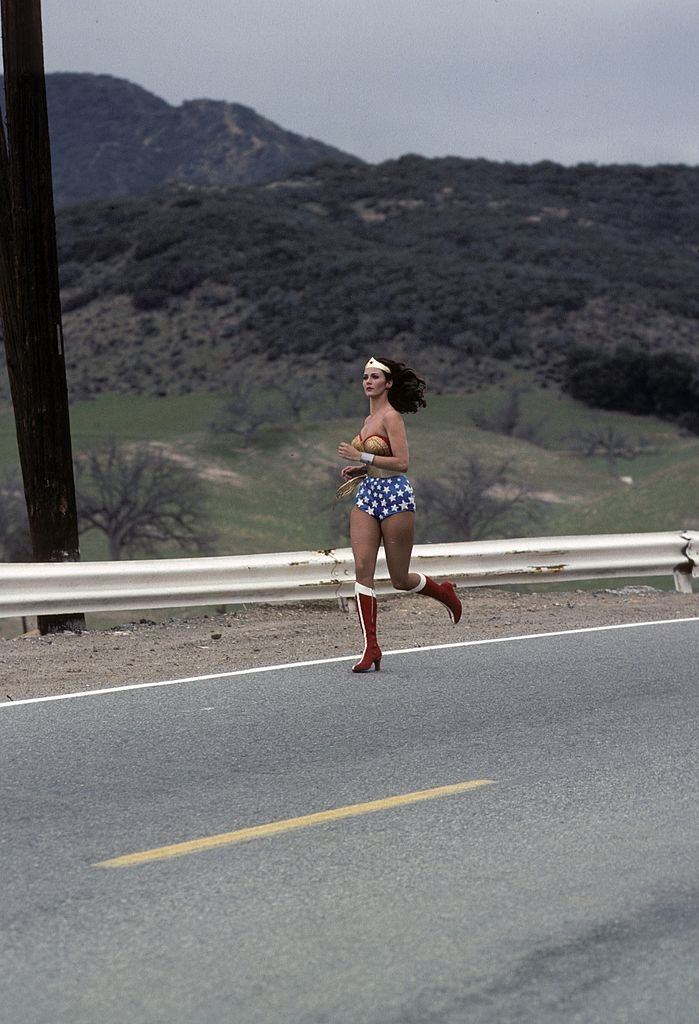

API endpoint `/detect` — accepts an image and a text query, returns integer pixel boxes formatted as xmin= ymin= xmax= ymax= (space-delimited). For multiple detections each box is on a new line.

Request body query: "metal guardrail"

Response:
xmin=0 ymin=531 xmax=697 ymax=618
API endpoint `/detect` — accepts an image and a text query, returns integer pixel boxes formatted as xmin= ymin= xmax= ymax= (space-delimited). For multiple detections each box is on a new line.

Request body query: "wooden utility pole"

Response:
xmin=0 ymin=0 xmax=85 ymax=633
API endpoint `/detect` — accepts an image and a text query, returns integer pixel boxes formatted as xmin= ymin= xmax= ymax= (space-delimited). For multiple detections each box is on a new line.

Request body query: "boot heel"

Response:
xmin=374 ymin=658 xmax=381 ymax=671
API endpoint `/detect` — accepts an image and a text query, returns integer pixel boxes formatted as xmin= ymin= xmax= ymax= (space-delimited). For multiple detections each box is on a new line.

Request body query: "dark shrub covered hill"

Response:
xmin=1 ymin=149 xmax=698 ymax=429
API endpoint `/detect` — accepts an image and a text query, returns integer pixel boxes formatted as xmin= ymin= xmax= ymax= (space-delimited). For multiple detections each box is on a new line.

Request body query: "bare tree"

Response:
xmin=75 ymin=440 xmax=214 ymax=560
xmin=472 ymin=387 xmax=545 ymax=445
xmin=210 ymin=365 xmax=293 ymax=444
xmin=0 ymin=470 xmax=32 ymax=560
xmin=211 ymin=361 xmax=360 ymax=444
xmin=291 ymin=365 xmax=360 ymax=423
xmin=417 ymin=455 xmax=543 ymax=542
xmin=571 ymin=423 xmax=654 ymax=473
xmin=321 ymin=465 xmax=353 ymax=549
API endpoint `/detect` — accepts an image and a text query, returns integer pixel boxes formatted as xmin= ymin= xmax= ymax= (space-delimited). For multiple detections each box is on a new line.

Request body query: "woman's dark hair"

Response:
xmin=375 ymin=357 xmax=427 ymax=414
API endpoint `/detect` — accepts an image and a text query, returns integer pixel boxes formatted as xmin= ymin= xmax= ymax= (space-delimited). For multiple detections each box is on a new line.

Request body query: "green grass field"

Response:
xmin=1 ymin=376 xmax=698 ymax=564
xmin=2 ymin=379 xmax=697 ymax=637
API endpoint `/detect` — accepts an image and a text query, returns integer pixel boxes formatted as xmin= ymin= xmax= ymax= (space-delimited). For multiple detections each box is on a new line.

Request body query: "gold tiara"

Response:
xmin=365 ymin=357 xmax=391 ymax=374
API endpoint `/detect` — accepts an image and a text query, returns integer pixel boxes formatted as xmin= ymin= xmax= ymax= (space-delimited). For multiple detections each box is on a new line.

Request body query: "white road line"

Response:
xmin=1 ymin=615 xmax=698 ymax=709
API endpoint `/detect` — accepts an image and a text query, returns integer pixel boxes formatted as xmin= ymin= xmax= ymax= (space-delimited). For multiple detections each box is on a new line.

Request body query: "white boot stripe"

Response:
xmin=356 ymin=598 xmax=369 ymax=653
xmin=408 ymin=572 xmax=427 ymax=593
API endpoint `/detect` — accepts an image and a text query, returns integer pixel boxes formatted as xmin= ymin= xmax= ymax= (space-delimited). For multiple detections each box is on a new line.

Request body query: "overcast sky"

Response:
xmin=31 ymin=0 xmax=699 ymax=165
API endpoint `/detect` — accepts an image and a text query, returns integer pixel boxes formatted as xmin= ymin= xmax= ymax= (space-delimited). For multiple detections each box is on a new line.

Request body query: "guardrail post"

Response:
xmin=677 ymin=531 xmax=699 ymax=593
xmin=673 ymin=568 xmax=694 ymax=594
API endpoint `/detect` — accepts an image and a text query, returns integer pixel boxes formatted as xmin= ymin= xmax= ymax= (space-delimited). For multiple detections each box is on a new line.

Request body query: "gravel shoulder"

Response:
xmin=1 ymin=586 xmax=698 ymax=702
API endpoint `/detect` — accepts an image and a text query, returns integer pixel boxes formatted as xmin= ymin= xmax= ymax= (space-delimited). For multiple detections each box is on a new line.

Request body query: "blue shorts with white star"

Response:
xmin=354 ymin=475 xmax=416 ymax=521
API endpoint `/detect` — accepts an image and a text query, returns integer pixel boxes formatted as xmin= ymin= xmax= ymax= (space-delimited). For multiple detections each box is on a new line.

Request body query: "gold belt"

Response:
xmin=335 ymin=466 xmax=400 ymax=499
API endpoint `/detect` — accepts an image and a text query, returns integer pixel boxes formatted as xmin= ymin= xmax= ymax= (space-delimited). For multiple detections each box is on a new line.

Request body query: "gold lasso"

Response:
xmin=335 ymin=467 xmax=367 ymax=500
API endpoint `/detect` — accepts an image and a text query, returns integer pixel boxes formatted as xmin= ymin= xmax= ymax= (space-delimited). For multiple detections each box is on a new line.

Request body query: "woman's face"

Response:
xmin=363 ymin=369 xmax=389 ymax=398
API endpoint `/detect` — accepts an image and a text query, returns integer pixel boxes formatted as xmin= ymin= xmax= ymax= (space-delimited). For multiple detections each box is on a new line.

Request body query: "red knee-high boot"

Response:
xmin=352 ymin=582 xmax=382 ymax=672
xmin=409 ymin=573 xmax=462 ymax=624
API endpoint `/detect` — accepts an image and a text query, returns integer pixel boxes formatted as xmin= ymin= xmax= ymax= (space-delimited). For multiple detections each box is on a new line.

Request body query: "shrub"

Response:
xmin=564 ymin=343 xmax=699 ymax=433
xmin=133 ymin=228 xmax=185 ymax=261
xmin=60 ymin=226 xmax=130 ymax=263
xmin=564 ymin=344 xmax=653 ymax=414
xmin=58 ymin=261 xmax=83 ymax=288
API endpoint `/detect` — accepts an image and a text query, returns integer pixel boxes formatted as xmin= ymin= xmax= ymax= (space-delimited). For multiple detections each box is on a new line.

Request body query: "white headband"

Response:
xmin=365 ymin=357 xmax=392 ymax=374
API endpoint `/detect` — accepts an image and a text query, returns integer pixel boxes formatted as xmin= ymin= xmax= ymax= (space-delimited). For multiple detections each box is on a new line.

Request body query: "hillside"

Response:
xmin=0 ymin=73 xmax=360 ymax=206
xmin=1 ymin=155 xmax=695 ymax=403
xmin=2 ymin=380 xmax=698 ymax=565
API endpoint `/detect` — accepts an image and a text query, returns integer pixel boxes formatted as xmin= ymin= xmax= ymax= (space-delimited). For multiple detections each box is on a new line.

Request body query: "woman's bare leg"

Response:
xmin=350 ymin=506 xmax=382 ymax=587
xmin=381 ymin=511 xmax=421 ymax=591
xmin=383 ymin=511 xmax=463 ymax=623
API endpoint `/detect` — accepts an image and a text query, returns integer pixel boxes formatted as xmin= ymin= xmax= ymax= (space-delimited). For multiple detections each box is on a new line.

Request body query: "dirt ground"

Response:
xmin=1 ymin=585 xmax=697 ymax=702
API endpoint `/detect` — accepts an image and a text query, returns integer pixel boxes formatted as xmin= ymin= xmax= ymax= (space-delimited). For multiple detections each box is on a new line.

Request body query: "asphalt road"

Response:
xmin=1 ymin=621 xmax=697 ymax=1024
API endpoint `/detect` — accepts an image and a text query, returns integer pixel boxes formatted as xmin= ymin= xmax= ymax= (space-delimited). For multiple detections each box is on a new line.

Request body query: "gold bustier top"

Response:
xmin=351 ymin=433 xmax=392 ymax=458
xmin=351 ymin=432 xmax=394 ymax=479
